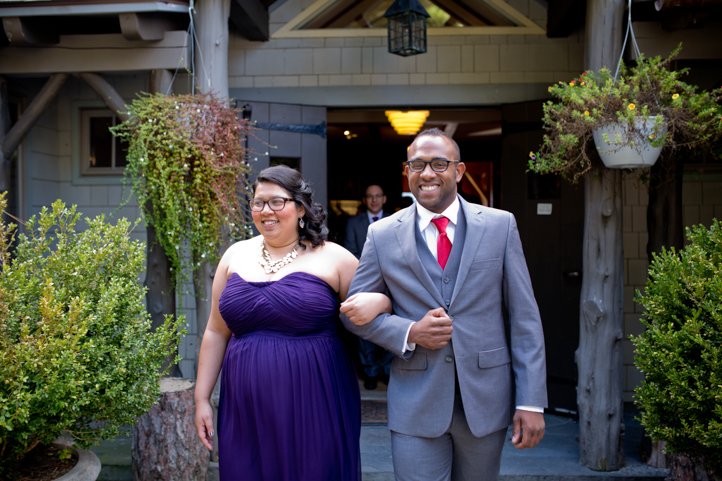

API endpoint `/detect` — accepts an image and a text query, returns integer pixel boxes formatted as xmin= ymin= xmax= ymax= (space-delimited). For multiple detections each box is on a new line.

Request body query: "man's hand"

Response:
xmin=511 ymin=410 xmax=545 ymax=449
xmin=408 ymin=307 xmax=453 ymax=350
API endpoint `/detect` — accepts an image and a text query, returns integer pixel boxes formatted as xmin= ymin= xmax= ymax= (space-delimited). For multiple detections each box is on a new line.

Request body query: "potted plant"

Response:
xmin=0 ymin=194 xmax=183 ymax=479
xmin=111 ymin=92 xmax=253 ymax=285
xmin=632 ymin=219 xmax=722 ymax=480
xmin=528 ymin=45 xmax=722 ymax=183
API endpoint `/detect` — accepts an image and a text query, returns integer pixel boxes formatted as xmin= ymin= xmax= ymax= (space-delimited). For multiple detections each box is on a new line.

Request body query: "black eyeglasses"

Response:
xmin=406 ymin=159 xmax=459 ymax=173
xmin=250 ymin=197 xmax=294 ymax=212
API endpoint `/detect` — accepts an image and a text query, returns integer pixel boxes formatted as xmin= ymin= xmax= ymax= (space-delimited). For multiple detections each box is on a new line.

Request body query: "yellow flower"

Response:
xmin=628 ymin=103 xmax=636 ymax=111
xmin=584 ymin=110 xmax=590 ymax=116
xmin=569 ymin=81 xmax=575 ymax=86
xmin=672 ymin=93 xmax=680 ymax=100
xmin=648 ymin=133 xmax=656 ymax=140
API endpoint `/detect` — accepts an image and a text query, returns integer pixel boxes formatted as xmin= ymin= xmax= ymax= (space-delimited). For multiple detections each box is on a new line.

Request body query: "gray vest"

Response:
xmin=415 ymin=209 xmax=467 ymax=310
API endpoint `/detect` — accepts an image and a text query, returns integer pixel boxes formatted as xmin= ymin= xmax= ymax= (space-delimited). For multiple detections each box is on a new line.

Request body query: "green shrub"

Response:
xmin=0 ymin=195 xmax=184 ymax=474
xmin=632 ymin=219 xmax=722 ymax=472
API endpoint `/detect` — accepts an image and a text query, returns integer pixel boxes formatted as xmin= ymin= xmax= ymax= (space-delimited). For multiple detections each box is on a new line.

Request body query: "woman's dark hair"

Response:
xmin=253 ymin=165 xmax=328 ymax=248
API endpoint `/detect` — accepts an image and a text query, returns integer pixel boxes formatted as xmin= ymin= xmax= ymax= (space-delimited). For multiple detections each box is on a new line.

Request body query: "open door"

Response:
xmin=501 ymin=101 xmax=583 ymax=415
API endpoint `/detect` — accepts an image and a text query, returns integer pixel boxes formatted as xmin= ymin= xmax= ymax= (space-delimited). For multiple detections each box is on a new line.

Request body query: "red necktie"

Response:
xmin=431 ymin=216 xmax=451 ymax=269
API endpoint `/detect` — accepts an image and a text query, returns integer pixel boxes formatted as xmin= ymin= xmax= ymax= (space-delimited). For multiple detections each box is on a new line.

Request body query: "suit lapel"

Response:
xmin=392 ymin=207 xmax=445 ymax=306
xmin=450 ymin=198 xmax=487 ymax=306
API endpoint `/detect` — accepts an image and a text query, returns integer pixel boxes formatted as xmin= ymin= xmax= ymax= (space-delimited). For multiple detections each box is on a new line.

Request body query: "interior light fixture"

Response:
xmin=384 ymin=0 xmax=430 ymax=57
xmin=385 ymin=110 xmax=430 ymax=135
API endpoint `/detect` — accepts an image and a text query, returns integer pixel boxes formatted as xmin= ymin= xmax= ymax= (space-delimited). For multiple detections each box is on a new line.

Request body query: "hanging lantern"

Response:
xmin=384 ymin=0 xmax=430 ymax=57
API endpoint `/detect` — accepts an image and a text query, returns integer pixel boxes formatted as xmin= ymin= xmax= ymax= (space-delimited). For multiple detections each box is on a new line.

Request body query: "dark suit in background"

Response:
xmin=344 ymin=185 xmax=393 ymax=390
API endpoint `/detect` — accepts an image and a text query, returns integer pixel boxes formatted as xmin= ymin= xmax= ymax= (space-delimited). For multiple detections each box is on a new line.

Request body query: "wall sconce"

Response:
xmin=385 ymin=110 xmax=430 ymax=135
xmin=384 ymin=0 xmax=430 ymax=57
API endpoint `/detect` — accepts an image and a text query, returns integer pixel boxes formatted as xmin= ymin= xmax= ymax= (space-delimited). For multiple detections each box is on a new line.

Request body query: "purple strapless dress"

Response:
xmin=217 ymin=271 xmax=361 ymax=481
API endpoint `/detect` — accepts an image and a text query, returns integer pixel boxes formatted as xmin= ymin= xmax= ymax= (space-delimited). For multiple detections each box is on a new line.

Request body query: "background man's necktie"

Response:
xmin=431 ymin=216 xmax=451 ymax=269
xmin=372 ymin=216 xmax=379 ymax=222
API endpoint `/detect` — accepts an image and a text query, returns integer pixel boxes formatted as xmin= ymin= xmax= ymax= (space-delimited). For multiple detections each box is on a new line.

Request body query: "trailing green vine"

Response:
xmin=112 ymin=93 xmax=253 ymax=284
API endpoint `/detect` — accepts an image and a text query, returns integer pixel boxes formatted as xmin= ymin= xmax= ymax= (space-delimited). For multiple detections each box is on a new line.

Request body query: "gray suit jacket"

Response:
xmin=342 ymin=196 xmax=547 ymax=438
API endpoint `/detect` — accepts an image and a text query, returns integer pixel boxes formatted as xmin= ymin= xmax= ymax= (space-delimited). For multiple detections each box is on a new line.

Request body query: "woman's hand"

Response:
xmin=195 ymin=398 xmax=215 ymax=451
xmin=340 ymin=292 xmax=392 ymax=325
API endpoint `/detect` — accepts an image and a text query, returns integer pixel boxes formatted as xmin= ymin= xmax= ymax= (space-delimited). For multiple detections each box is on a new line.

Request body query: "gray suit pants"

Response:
xmin=390 ymin=388 xmax=506 ymax=481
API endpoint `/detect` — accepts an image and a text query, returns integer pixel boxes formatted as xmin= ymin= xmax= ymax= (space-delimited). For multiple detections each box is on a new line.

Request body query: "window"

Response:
xmin=80 ymin=108 xmax=128 ymax=175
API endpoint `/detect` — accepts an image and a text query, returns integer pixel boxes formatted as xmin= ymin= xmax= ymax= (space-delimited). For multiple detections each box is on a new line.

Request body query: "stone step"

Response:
xmin=91 ymin=412 xmax=667 ymax=481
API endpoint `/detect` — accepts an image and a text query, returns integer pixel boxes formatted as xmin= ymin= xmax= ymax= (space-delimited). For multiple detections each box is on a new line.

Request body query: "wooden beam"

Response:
xmin=119 ymin=12 xmax=175 ymax=41
xmin=229 ymin=0 xmax=269 ymax=41
xmin=2 ymin=16 xmax=59 ymax=45
xmin=2 ymin=73 xmax=67 ymax=159
xmin=0 ymin=31 xmax=189 ymax=75
xmin=302 ymin=0 xmax=365 ymax=29
xmin=150 ymin=69 xmax=173 ymax=95
xmin=77 ymin=73 xmax=129 ymax=122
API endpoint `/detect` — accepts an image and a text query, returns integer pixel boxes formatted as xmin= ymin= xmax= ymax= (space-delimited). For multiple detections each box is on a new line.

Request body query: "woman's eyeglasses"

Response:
xmin=250 ymin=197 xmax=294 ymax=212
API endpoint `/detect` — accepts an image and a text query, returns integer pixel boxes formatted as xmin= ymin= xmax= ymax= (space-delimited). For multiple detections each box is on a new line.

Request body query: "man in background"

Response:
xmin=344 ymin=184 xmax=393 ymax=390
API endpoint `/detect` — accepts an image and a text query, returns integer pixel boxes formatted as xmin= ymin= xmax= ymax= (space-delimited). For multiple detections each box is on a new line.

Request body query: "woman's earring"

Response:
xmin=298 ymin=218 xmax=305 ymax=229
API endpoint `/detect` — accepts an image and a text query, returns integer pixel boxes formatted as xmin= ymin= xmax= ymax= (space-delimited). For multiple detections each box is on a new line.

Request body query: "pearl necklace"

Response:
xmin=259 ymin=241 xmax=298 ymax=274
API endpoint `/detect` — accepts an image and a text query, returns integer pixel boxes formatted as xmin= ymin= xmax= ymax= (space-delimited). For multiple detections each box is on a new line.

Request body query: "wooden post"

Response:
xmin=77 ymin=72 xmax=129 ymax=121
xmin=146 ymin=69 xmax=181 ymax=376
xmin=577 ymin=0 xmax=626 ymax=471
xmin=0 ymin=77 xmax=11 ymax=195
xmin=577 ymin=168 xmax=625 ymax=470
xmin=132 ymin=378 xmax=208 ymax=481
xmin=193 ymin=0 xmax=230 ymax=98
xmin=192 ymin=0 xmax=231 ymax=367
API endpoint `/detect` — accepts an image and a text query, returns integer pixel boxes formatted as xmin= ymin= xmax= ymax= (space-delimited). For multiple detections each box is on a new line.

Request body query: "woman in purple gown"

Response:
xmin=194 ymin=165 xmax=390 ymax=480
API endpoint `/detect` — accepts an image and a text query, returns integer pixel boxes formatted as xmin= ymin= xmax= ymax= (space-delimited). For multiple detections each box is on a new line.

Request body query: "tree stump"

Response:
xmin=132 ymin=377 xmax=209 ymax=481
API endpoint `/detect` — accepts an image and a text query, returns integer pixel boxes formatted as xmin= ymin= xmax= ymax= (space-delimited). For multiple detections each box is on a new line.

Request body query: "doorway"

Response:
xmin=326 ymin=107 xmax=503 ymax=243
xmin=327 ymin=105 xmax=583 ymax=414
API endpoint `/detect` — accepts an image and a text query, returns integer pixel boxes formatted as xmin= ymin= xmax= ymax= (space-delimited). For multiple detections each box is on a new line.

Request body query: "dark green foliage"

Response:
xmin=0 ymin=194 xmax=184 ymax=472
xmin=632 ymin=219 xmax=722 ymax=472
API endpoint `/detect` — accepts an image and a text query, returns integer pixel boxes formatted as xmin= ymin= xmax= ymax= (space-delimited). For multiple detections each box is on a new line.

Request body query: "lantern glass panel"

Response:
xmin=387 ymin=13 xmax=427 ymax=57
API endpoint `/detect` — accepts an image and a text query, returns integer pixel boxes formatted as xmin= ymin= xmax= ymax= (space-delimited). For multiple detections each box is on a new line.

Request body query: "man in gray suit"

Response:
xmin=344 ymin=184 xmax=394 ymax=389
xmin=341 ymin=129 xmax=547 ymax=481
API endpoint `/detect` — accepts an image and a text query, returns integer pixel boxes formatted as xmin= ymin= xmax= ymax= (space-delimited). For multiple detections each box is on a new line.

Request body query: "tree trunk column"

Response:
xmin=577 ymin=167 xmax=625 ymax=470
xmin=577 ymin=0 xmax=626 ymax=471
xmin=132 ymin=378 xmax=209 ymax=480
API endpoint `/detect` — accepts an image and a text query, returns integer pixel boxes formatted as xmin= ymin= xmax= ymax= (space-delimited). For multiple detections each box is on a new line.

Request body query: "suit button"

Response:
xmin=443 ymin=277 xmax=450 ymax=283
xmin=445 ymin=356 xmax=453 ymax=363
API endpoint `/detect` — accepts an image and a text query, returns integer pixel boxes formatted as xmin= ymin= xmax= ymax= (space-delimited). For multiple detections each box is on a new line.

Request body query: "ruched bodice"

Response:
xmin=219 ymin=271 xmax=339 ymax=336
xmin=216 ymin=271 xmax=361 ymax=481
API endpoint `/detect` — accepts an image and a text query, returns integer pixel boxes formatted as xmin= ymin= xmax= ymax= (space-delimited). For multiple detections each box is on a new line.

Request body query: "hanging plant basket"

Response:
xmin=592 ymin=115 xmax=668 ymax=169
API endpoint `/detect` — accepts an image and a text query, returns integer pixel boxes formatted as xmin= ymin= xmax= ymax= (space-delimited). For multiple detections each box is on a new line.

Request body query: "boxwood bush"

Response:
xmin=632 ymin=219 xmax=722 ymax=475
xmin=0 ymin=195 xmax=183 ymax=474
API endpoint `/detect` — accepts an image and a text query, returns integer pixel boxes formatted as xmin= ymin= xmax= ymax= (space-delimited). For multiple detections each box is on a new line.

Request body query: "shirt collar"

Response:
xmin=367 ymin=210 xmax=383 ymax=222
xmin=415 ymin=197 xmax=460 ymax=232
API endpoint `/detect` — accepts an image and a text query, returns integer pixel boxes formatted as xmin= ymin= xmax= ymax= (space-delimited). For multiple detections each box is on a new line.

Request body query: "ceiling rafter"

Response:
xmin=273 ymin=0 xmax=544 ymax=38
